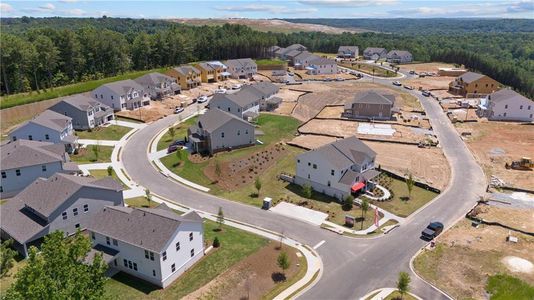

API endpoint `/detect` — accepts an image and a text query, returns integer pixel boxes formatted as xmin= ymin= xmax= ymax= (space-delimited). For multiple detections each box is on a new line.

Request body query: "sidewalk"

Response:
xmin=112 ymin=119 xmax=147 ymax=129
xmin=78 ymin=139 xmax=119 ymax=147
xmin=361 ymin=288 xmax=422 ymax=300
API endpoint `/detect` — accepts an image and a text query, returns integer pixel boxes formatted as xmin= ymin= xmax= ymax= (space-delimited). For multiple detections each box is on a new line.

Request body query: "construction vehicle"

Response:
xmin=506 ymin=157 xmax=533 ymax=171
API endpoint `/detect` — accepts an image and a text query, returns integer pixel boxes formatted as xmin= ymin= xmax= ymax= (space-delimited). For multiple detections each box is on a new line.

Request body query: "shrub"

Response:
xmin=213 ymin=237 xmax=220 ymax=248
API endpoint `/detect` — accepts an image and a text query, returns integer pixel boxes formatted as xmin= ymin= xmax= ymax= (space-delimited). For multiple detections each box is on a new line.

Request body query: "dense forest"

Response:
xmin=1 ymin=17 xmax=533 ymax=98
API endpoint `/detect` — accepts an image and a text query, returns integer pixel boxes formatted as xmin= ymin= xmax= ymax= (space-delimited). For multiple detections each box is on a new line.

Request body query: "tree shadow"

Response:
xmin=271 ymin=272 xmax=286 ymax=283
xmin=111 ymin=272 xmax=159 ymax=295
xmin=400 ymin=196 xmax=410 ymax=202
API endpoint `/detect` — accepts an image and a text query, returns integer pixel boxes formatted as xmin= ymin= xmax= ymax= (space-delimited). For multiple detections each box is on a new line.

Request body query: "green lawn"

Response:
xmin=340 ymin=62 xmax=398 ymax=77
xmin=255 ymin=58 xmax=287 ymax=68
xmin=0 ymin=68 xmax=169 ymax=109
xmin=384 ymin=290 xmax=417 ymax=300
xmin=70 ymin=145 xmax=113 ymax=164
xmin=486 ymin=274 xmax=534 ymax=300
xmin=76 ymin=125 xmax=131 ymax=141
xmin=124 ymin=196 xmax=159 ymax=208
xmin=89 ymin=169 xmax=128 ymax=189
xmin=157 ymin=117 xmax=198 ymax=151
xmin=367 ymin=175 xmax=438 ymax=217
xmin=0 ymin=255 xmax=27 ymax=297
xmin=104 ymin=220 xmax=268 ymax=299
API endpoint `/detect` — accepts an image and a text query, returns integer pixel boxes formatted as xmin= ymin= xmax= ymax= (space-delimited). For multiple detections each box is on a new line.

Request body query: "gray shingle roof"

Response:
xmin=1 ymin=140 xmax=66 ymax=170
xmin=489 ymin=88 xmax=532 ymax=104
xmin=294 ymin=51 xmax=317 ymax=61
xmin=303 ymin=136 xmax=376 ymax=169
xmin=135 ymin=72 xmax=176 ymax=87
xmin=458 ymin=72 xmax=486 ymax=83
xmin=87 ymin=206 xmax=202 ymax=253
xmin=16 ymin=109 xmax=72 ymax=132
xmin=348 ymin=91 xmax=395 ymax=107
xmin=173 ymin=65 xmax=201 ymax=76
xmin=386 ymin=50 xmax=412 ymax=57
xmin=309 ymin=57 xmax=336 ymax=66
xmin=242 ymin=82 xmax=279 ymax=98
xmin=101 ymin=79 xmax=144 ymax=95
xmin=197 ymin=62 xmax=223 ymax=71
xmin=364 ymin=47 xmax=387 ymax=55
xmin=56 ymin=94 xmax=109 ymax=112
xmin=338 ymin=46 xmax=358 ymax=54
xmin=225 ymin=58 xmax=256 ymax=68
xmin=197 ymin=108 xmax=250 ymax=133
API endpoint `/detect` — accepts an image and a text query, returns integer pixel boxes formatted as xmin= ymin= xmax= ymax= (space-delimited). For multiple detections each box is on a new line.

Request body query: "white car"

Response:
xmin=392 ymin=81 xmax=402 ymax=86
xmin=174 ymin=107 xmax=184 ymax=114
xmin=335 ymin=77 xmax=345 ymax=81
xmin=232 ymin=84 xmax=242 ymax=90
xmin=214 ymin=88 xmax=227 ymax=94
xmin=197 ymin=95 xmax=208 ymax=103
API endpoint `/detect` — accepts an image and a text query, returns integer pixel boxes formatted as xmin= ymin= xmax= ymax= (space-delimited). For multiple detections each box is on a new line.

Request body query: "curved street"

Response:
xmin=122 ymin=71 xmax=487 ymax=299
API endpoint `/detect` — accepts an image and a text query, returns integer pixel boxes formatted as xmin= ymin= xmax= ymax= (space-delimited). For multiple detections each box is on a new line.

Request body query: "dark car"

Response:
xmin=167 ymin=144 xmax=180 ymax=154
xmin=421 ymin=222 xmax=444 ymax=240
xmin=172 ymin=140 xmax=186 ymax=146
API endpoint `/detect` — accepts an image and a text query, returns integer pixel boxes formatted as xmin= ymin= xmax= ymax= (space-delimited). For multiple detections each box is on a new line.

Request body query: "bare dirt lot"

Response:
xmin=475 ymin=204 xmax=534 ymax=233
xmin=290 ymin=67 xmax=357 ymax=81
xmin=404 ymin=76 xmax=456 ymax=93
xmin=455 ymin=121 xmax=534 ymax=190
xmin=399 ymin=62 xmax=456 ymax=73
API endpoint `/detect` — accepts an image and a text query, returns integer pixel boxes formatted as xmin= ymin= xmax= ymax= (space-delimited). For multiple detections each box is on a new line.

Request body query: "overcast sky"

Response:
xmin=1 ymin=0 xmax=533 ymax=19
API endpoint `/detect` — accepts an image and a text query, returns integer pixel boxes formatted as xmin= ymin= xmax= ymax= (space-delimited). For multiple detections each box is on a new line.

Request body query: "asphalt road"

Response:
xmin=122 ymin=73 xmax=487 ymax=299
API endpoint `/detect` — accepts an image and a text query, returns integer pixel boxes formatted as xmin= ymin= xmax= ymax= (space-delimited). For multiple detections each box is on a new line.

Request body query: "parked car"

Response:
xmin=335 ymin=77 xmax=345 ymax=81
xmin=422 ymin=90 xmax=431 ymax=97
xmin=174 ymin=107 xmax=184 ymax=114
xmin=232 ymin=84 xmax=242 ymax=90
xmin=172 ymin=140 xmax=186 ymax=146
xmin=409 ymin=70 xmax=416 ymax=75
xmin=214 ymin=88 xmax=227 ymax=94
xmin=324 ymin=78 xmax=333 ymax=82
xmin=167 ymin=144 xmax=180 ymax=154
xmin=404 ymin=85 xmax=414 ymax=90
xmin=197 ymin=95 xmax=209 ymax=103
xmin=421 ymin=222 xmax=444 ymax=240
xmin=392 ymin=81 xmax=402 ymax=86
xmin=288 ymin=72 xmax=294 ymax=76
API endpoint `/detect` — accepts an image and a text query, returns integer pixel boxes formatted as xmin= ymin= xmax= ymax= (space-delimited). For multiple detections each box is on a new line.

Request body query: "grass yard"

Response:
xmin=0 ymin=255 xmax=27 ymax=297
xmin=340 ymin=62 xmax=398 ymax=78
xmin=486 ymin=274 xmax=534 ymax=300
xmin=75 ymin=125 xmax=131 ymax=141
xmin=104 ymin=220 xmax=268 ymax=299
xmin=0 ymin=68 xmax=169 ymax=109
xmin=89 ymin=169 xmax=128 ymax=189
xmin=70 ymin=145 xmax=113 ymax=164
xmin=157 ymin=116 xmax=198 ymax=151
xmin=367 ymin=175 xmax=438 ymax=217
xmin=124 ymin=196 xmax=159 ymax=208
xmin=255 ymin=58 xmax=287 ymax=67
xmin=384 ymin=290 xmax=417 ymax=300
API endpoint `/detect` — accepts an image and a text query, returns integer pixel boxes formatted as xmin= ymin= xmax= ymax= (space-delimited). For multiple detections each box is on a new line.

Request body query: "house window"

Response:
xmin=152 ymin=270 xmax=156 ymax=277
xmin=150 ymin=252 xmax=154 ymax=261
xmin=221 ymin=132 xmax=225 ymax=138
xmin=307 ymin=174 xmax=310 ymax=179
xmin=83 ymin=204 xmax=88 ymax=213
xmin=189 ymin=232 xmax=193 ymax=241
xmin=28 ymin=135 xmax=32 ymax=140
xmin=91 ymin=232 xmax=95 ymax=240
xmin=75 ymin=223 xmax=80 ymax=229
xmin=327 ymin=181 xmax=331 ymax=187
xmin=100 ymin=94 xmax=103 ymax=99
xmin=1 ymin=172 xmax=6 ymax=178
xmin=176 ymin=242 xmax=180 ymax=251
xmin=45 ymin=134 xmax=49 ymax=140
xmin=520 ymin=105 xmax=523 ymax=109
xmin=313 ymin=164 xmax=317 ymax=169
xmin=245 ymin=129 xmax=249 ymax=134
xmin=190 ymin=249 xmax=195 ymax=257
xmin=16 ymin=169 xmax=21 ymax=176
xmin=62 ymin=212 xmax=67 ymax=220
xmin=111 ymin=95 xmax=114 ymax=100
xmin=12 ymin=136 xmax=16 ymax=141
xmin=133 ymin=263 xmax=137 ymax=271
xmin=504 ymin=113 xmax=507 ymax=117
xmin=237 ymin=130 xmax=240 ymax=136
xmin=505 ymin=104 xmax=508 ymax=109
xmin=145 ymin=250 xmax=149 ymax=259
xmin=123 ymin=259 xmax=128 ymax=267
xmin=308 ymin=162 xmax=311 ymax=166
xmin=106 ymin=237 xmax=110 ymax=245
xmin=227 ymin=107 xmax=230 ymax=112
xmin=331 ymin=170 xmax=334 ymax=176
xmin=162 ymin=251 xmax=167 ymax=261
xmin=114 ymin=259 xmax=117 ymax=267
xmin=0 ymin=186 xmax=2 ymax=193
xmin=113 ymin=239 xmax=118 ymax=246
xmin=297 ymin=159 xmax=300 ymax=163
xmin=128 ymin=261 xmax=132 ymax=269
xmin=171 ymin=264 xmax=176 ymax=272
xmin=73 ymin=208 xmax=78 ymax=216
xmin=42 ymin=165 xmax=47 ymax=172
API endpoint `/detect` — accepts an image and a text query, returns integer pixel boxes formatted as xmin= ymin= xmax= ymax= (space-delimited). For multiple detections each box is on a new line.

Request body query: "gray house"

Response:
xmin=188 ymin=108 xmax=255 ymax=155
xmin=241 ymin=82 xmax=281 ymax=111
xmin=225 ymin=59 xmax=257 ymax=79
xmin=386 ymin=50 xmax=413 ymax=64
xmin=293 ymin=51 xmax=320 ymax=69
xmin=363 ymin=47 xmax=387 ymax=60
xmin=477 ymin=89 xmax=534 ymax=122
xmin=0 ymin=173 xmax=123 ymax=257
xmin=274 ymin=44 xmax=307 ymax=60
xmin=49 ymin=94 xmax=114 ymax=130
xmin=209 ymin=82 xmax=280 ymax=119
xmin=343 ymin=91 xmax=396 ymax=120
xmin=9 ymin=109 xmax=78 ymax=153
xmin=134 ymin=72 xmax=181 ymax=100
xmin=92 ymin=79 xmax=150 ymax=111
xmin=337 ymin=46 xmax=359 ymax=58
xmin=0 ymin=140 xmax=79 ymax=198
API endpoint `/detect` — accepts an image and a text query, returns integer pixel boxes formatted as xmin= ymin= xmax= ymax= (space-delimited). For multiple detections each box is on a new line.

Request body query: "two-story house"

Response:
xmin=188 ymin=108 xmax=255 ymax=155
xmin=448 ymin=72 xmax=501 ymax=97
xmin=0 ymin=140 xmax=79 ymax=198
xmin=306 ymin=57 xmax=338 ymax=75
xmin=0 ymin=173 xmax=123 ymax=257
xmin=9 ymin=109 xmax=78 ymax=153
xmin=195 ymin=62 xmax=226 ymax=83
xmin=294 ymin=136 xmax=379 ymax=201
xmin=363 ymin=47 xmax=387 ymax=60
xmin=386 ymin=50 xmax=413 ymax=64
xmin=241 ymin=82 xmax=281 ymax=111
xmin=86 ymin=204 xmax=203 ymax=288
xmin=166 ymin=66 xmax=202 ymax=90
xmin=274 ymin=44 xmax=308 ymax=60
xmin=49 ymin=94 xmax=114 ymax=130
xmin=293 ymin=51 xmax=320 ymax=69
xmin=134 ymin=72 xmax=181 ymax=100
xmin=342 ymin=91 xmax=396 ymax=120
xmin=337 ymin=46 xmax=359 ymax=59
xmin=477 ymin=88 xmax=533 ymax=122
xmin=225 ymin=59 xmax=257 ymax=79
xmin=209 ymin=90 xmax=260 ymax=120
xmin=92 ymin=80 xmax=150 ymax=111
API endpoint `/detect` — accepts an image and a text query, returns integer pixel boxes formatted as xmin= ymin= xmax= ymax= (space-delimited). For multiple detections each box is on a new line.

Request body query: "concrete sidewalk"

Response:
xmin=112 ymin=119 xmax=147 ymax=129
xmin=361 ymin=288 xmax=422 ymax=300
xmin=78 ymin=139 xmax=119 ymax=147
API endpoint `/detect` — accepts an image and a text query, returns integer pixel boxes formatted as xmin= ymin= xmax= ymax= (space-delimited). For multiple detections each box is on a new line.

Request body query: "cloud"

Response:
xmin=506 ymin=0 xmax=534 ymax=12
xmin=389 ymin=0 xmax=534 ymax=17
xmin=215 ymin=4 xmax=317 ymax=14
xmin=59 ymin=8 xmax=86 ymax=16
xmin=0 ymin=3 xmax=14 ymax=13
xmin=38 ymin=3 xmax=55 ymax=11
xmin=299 ymin=0 xmax=397 ymax=7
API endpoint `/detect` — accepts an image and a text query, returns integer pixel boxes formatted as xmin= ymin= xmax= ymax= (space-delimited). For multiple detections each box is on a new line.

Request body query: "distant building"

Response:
xmin=386 ymin=50 xmax=413 ymax=64
xmin=134 ymin=72 xmax=181 ymax=100
xmin=293 ymin=51 xmax=319 ymax=69
xmin=274 ymin=44 xmax=308 ymax=60
xmin=448 ymin=72 xmax=501 ymax=97
xmin=49 ymin=94 xmax=114 ymax=130
xmin=337 ymin=46 xmax=359 ymax=58
xmin=306 ymin=57 xmax=338 ymax=75
xmin=0 ymin=173 xmax=123 ymax=257
xmin=477 ymin=89 xmax=533 ymax=122
xmin=166 ymin=66 xmax=202 ymax=90
xmin=8 ymin=109 xmax=78 ymax=153
xmin=87 ymin=204 xmax=204 ymax=288
xmin=343 ymin=91 xmax=396 ymax=120
xmin=225 ymin=59 xmax=257 ymax=79
xmin=188 ymin=108 xmax=255 ymax=155
xmin=363 ymin=47 xmax=387 ymax=60
xmin=0 ymin=140 xmax=79 ymax=198
xmin=294 ymin=136 xmax=379 ymax=201
xmin=92 ymin=79 xmax=150 ymax=111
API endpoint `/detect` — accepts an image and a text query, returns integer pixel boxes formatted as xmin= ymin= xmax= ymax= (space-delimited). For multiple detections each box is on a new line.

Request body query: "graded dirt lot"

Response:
xmin=398 ymin=62 xmax=456 ymax=73
xmin=455 ymin=121 xmax=534 ymax=190
xmin=475 ymin=204 xmax=534 ymax=233
xmin=414 ymin=210 xmax=534 ymax=300
xmin=404 ymin=76 xmax=456 ymax=94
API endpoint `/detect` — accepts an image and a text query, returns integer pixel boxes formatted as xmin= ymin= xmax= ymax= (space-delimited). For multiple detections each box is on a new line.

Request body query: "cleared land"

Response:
xmin=76 ymin=125 xmax=131 ymax=140
xmin=455 ymin=121 xmax=534 ymax=190
xmin=70 ymin=145 xmax=113 ymax=164
xmin=398 ymin=62 xmax=456 ymax=73
xmin=340 ymin=62 xmax=398 ymax=78
xmin=414 ymin=207 xmax=534 ymax=299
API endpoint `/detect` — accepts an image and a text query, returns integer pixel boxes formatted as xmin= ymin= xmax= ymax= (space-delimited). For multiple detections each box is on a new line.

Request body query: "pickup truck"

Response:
xmin=421 ymin=222 xmax=444 ymax=240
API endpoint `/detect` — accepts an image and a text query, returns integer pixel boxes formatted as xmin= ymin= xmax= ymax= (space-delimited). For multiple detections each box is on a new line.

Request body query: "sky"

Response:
xmin=0 ymin=0 xmax=533 ymax=19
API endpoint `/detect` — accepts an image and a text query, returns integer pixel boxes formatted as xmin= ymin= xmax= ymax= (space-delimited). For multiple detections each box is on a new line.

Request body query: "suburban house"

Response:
xmin=293 ymin=51 xmax=319 ymax=69
xmin=0 ymin=140 xmax=79 ymax=198
xmin=448 ymin=72 xmax=501 ymax=97
xmin=363 ymin=47 xmax=387 ymax=60
xmin=294 ymin=136 xmax=379 ymax=201
xmin=225 ymin=58 xmax=257 ymax=79
xmin=242 ymin=82 xmax=281 ymax=111
xmin=195 ymin=62 xmax=230 ymax=83
xmin=86 ymin=204 xmax=204 ymax=288
xmin=8 ymin=109 xmax=78 ymax=153
xmin=342 ymin=91 xmax=396 ymax=120
xmin=306 ymin=57 xmax=339 ymax=75
xmin=386 ymin=50 xmax=413 ymax=64
xmin=188 ymin=108 xmax=255 ymax=155
xmin=337 ymin=46 xmax=359 ymax=58
xmin=0 ymin=173 xmax=123 ymax=257
xmin=166 ymin=66 xmax=202 ymax=90
xmin=267 ymin=45 xmax=281 ymax=58
xmin=477 ymin=88 xmax=534 ymax=122
xmin=49 ymin=94 xmax=114 ymax=130
xmin=134 ymin=72 xmax=181 ymax=100
xmin=274 ymin=44 xmax=307 ymax=60
xmin=92 ymin=79 xmax=150 ymax=111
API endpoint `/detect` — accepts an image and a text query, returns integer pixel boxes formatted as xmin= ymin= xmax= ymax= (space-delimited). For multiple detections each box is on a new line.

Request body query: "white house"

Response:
xmin=0 ymin=140 xmax=79 ymax=198
xmin=306 ymin=57 xmax=338 ymax=75
xmin=294 ymin=136 xmax=380 ymax=200
xmin=8 ymin=109 xmax=77 ymax=153
xmin=386 ymin=50 xmax=413 ymax=64
xmin=478 ymin=88 xmax=533 ymax=122
xmin=49 ymin=94 xmax=114 ymax=130
xmin=92 ymin=79 xmax=150 ymax=111
xmin=0 ymin=173 xmax=123 ymax=257
xmin=363 ymin=47 xmax=387 ymax=60
xmin=86 ymin=204 xmax=204 ymax=288
xmin=225 ymin=58 xmax=257 ymax=79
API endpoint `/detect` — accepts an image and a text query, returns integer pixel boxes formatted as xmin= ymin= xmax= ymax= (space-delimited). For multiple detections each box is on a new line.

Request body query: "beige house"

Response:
xmin=166 ymin=66 xmax=201 ymax=90
xmin=448 ymin=72 xmax=501 ymax=97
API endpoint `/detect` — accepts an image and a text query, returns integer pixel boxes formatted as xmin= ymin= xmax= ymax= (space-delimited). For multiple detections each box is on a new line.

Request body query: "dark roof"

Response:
xmin=347 ymin=91 xmax=395 ymax=107
xmin=197 ymin=108 xmax=251 ymax=133
xmin=294 ymin=51 xmax=317 ymax=61
xmin=1 ymin=140 xmax=66 ymax=170
xmin=458 ymin=72 xmax=486 ymax=83
xmin=244 ymin=82 xmax=279 ymax=97
xmin=100 ymin=79 xmax=144 ymax=95
xmin=338 ymin=46 xmax=358 ymax=53
xmin=300 ymin=136 xmax=376 ymax=169
xmin=197 ymin=62 xmax=224 ymax=71
xmin=364 ymin=47 xmax=387 ymax=54
xmin=87 ymin=206 xmax=202 ymax=253
xmin=489 ymin=88 xmax=532 ymax=104
xmin=135 ymin=72 xmax=176 ymax=86
xmin=0 ymin=197 xmax=48 ymax=244
xmin=14 ymin=110 xmax=71 ymax=132
xmin=225 ymin=58 xmax=256 ymax=68
xmin=339 ymin=169 xmax=359 ymax=185
xmin=286 ymin=44 xmax=307 ymax=51
xmin=54 ymin=94 xmax=109 ymax=112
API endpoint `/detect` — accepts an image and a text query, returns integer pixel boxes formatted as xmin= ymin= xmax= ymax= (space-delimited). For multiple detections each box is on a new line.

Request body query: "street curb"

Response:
xmin=409 ymin=247 xmax=454 ymax=300
xmin=360 ymin=288 xmax=423 ymax=300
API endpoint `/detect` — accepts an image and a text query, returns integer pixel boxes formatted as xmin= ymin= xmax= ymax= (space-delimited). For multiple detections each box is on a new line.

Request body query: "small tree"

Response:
xmin=214 ymin=160 xmax=222 ymax=182
xmin=302 ymin=184 xmax=313 ymax=199
xmin=360 ymin=198 xmax=369 ymax=230
xmin=212 ymin=237 xmax=220 ymax=248
xmin=255 ymin=177 xmax=262 ymax=197
xmin=405 ymin=172 xmax=415 ymax=200
xmin=175 ymin=149 xmax=184 ymax=166
xmin=0 ymin=239 xmax=17 ymax=278
xmin=397 ymin=271 xmax=411 ymax=299
xmin=145 ymin=188 xmax=152 ymax=207
xmin=342 ymin=194 xmax=354 ymax=211
xmin=216 ymin=207 xmax=224 ymax=230
xmin=277 ymin=251 xmax=290 ymax=277
xmin=91 ymin=143 xmax=100 ymax=161
xmin=106 ymin=166 xmax=113 ymax=176
xmin=168 ymin=126 xmax=175 ymax=140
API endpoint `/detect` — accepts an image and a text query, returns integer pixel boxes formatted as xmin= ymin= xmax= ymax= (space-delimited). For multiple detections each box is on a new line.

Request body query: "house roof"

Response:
xmin=243 ymin=82 xmax=279 ymax=98
xmin=489 ymin=88 xmax=532 ymax=104
xmin=197 ymin=62 xmax=224 ymax=72
xmin=338 ymin=46 xmax=358 ymax=53
xmin=14 ymin=110 xmax=71 ymax=133
xmin=197 ymin=108 xmax=251 ymax=133
xmin=309 ymin=57 xmax=336 ymax=66
xmin=286 ymin=44 xmax=307 ymax=51
xmin=301 ymin=136 xmax=376 ymax=169
xmin=458 ymin=72 xmax=486 ymax=83
xmin=173 ymin=65 xmax=200 ymax=76
xmin=347 ymin=91 xmax=395 ymax=107
xmin=1 ymin=140 xmax=66 ymax=170
xmin=387 ymin=50 xmax=412 ymax=57
xmin=294 ymin=51 xmax=317 ymax=61
xmin=135 ymin=72 xmax=176 ymax=86
xmin=284 ymin=49 xmax=303 ymax=58
xmin=87 ymin=205 xmax=202 ymax=253
xmin=225 ymin=58 xmax=256 ymax=68
xmin=0 ymin=197 xmax=48 ymax=244
xmin=364 ymin=47 xmax=387 ymax=54
xmin=100 ymin=79 xmax=144 ymax=95
xmin=55 ymin=94 xmax=109 ymax=112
